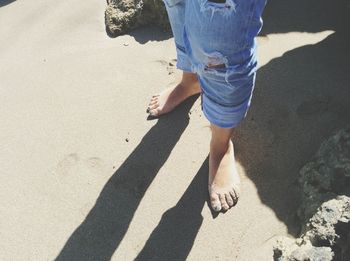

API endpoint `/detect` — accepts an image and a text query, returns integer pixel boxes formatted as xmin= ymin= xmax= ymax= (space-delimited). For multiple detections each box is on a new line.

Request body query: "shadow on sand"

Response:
xmin=126 ymin=25 xmax=172 ymax=44
xmin=0 ymin=0 xmax=16 ymax=8
xmin=235 ymin=0 xmax=350 ymax=236
xmin=135 ymin=157 xmax=208 ymax=261
xmin=56 ymin=95 xmax=201 ymax=261
xmin=57 ymin=0 xmax=350 ymax=259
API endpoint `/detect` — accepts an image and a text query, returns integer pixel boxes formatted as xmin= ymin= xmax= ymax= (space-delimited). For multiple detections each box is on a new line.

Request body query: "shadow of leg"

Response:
xmin=55 ymin=95 xmax=199 ymax=261
xmin=0 ymin=0 xmax=16 ymax=8
xmin=135 ymin=157 xmax=209 ymax=261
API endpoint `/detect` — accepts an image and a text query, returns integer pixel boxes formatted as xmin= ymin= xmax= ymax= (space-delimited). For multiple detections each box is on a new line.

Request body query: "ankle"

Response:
xmin=210 ymin=140 xmax=231 ymax=157
xmin=181 ymin=72 xmax=198 ymax=86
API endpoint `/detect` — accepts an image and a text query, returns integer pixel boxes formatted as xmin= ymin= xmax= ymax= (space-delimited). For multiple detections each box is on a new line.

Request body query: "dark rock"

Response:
xmin=298 ymin=127 xmax=350 ymax=224
xmin=273 ymin=127 xmax=350 ymax=261
xmin=105 ymin=0 xmax=170 ymax=37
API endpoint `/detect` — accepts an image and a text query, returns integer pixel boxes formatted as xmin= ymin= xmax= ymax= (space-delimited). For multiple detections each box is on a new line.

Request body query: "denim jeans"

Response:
xmin=163 ymin=0 xmax=266 ymax=128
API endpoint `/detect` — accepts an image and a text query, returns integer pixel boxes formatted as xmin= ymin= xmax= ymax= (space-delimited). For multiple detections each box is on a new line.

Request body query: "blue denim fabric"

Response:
xmin=163 ymin=0 xmax=266 ymax=128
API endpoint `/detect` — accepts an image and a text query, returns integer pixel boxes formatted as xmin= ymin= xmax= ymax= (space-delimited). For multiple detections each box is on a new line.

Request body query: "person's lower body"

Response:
xmin=147 ymin=0 xmax=266 ymax=212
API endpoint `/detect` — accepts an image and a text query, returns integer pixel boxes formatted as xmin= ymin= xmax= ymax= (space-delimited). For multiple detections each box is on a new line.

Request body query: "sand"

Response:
xmin=1 ymin=0 xmax=349 ymax=260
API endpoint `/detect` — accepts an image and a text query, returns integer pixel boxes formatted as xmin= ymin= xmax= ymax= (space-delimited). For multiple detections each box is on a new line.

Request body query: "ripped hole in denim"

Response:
xmin=191 ymin=51 xmax=229 ymax=76
xmin=205 ymin=51 xmax=229 ymax=69
xmin=163 ymin=0 xmax=184 ymax=8
xmin=200 ymin=0 xmax=236 ymax=19
xmin=208 ymin=0 xmax=226 ymax=3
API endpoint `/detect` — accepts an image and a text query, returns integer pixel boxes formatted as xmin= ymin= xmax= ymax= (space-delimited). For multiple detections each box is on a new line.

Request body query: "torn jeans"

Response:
xmin=163 ymin=0 xmax=266 ymax=128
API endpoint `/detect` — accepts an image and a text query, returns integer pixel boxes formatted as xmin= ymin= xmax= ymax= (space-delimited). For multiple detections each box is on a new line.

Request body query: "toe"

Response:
xmin=148 ymin=103 xmax=159 ymax=110
xmin=225 ymin=193 xmax=234 ymax=207
xmin=150 ymin=96 xmax=159 ymax=103
xmin=210 ymin=192 xmax=222 ymax=212
xmin=229 ymin=190 xmax=239 ymax=206
xmin=148 ymin=97 xmax=158 ymax=108
xmin=232 ymin=184 xmax=241 ymax=199
xmin=149 ymin=108 xmax=161 ymax=117
xmin=219 ymin=194 xmax=229 ymax=211
xmin=147 ymin=103 xmax=159 ymax=113
xmin=148 ymin=100 xmax=157 ymax=106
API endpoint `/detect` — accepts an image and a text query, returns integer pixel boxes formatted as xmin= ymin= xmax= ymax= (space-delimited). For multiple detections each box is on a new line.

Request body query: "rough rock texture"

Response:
xmin=105 ymin=0 xmax=169 ymax=37
xmin=298 ymin=127 xmax=350 ymax=223
xmin=274 ymin=127 xmax=350 ymax=261
xmin=274 ymin=238 xmax=334 ymax=261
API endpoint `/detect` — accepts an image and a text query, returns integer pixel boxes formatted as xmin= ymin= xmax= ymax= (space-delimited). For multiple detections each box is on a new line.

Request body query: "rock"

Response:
xmin=273 ymin=239 xmax=334 ymax=261
xmin=298 ymin=126 xmax=350 ymax=224
xmin=273 ymin=127 xmax=350 ymax=261
xmin=304 ymin=197 xmax=350 ymax=248
xmin=105 ymin=0 xmax=170 ymax=37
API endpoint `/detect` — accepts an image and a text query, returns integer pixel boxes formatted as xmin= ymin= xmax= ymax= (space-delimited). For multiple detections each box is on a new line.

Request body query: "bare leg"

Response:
xmin=147 ymin=71 xmax=201 ymax=117
xmin=209 ymin=124 xmax=241 ymax=212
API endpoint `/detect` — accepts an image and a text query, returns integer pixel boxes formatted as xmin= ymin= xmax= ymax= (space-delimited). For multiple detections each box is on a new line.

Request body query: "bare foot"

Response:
xmin=147 ymin=72 xmax=201 ymax=117
xmin=209 ymin=140 xmax=241 ymax=212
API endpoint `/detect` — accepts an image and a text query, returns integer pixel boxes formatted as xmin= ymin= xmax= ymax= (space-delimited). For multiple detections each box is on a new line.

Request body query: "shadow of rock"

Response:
xmin=128 ymin=25 xmax=172 ymax=44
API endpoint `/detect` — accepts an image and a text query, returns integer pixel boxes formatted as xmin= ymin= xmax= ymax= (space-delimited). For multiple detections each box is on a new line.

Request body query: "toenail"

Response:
xmin=230 ymin=189 xmax=239 ymax=201
xmin=225 ymin=194 xmax=233 ymax=206
xmin=213 ymin=205 xmax=221 ymax=211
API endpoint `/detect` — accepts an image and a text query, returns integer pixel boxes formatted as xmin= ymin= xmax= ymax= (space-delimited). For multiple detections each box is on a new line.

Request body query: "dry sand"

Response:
xmin=1 ymin=0 xmax=349 ymax=260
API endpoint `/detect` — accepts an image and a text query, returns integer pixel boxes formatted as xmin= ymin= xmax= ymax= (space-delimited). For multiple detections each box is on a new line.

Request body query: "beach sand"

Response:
xmin=1 ymin=0 xmax=349 ymax=260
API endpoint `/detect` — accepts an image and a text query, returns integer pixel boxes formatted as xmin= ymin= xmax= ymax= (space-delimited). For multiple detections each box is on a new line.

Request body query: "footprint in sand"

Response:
xmin=54 ymin=154 xmax=107 ymax=215
xmin=56 ymin=153 xmax=80 ymax=176
xmin=155 ymin=58 xmax=177 ymax=75
xmin=56 ymin=154 xmax=105 ymax=177
xmin=85 ymin=157 xmax=105 ymax=174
